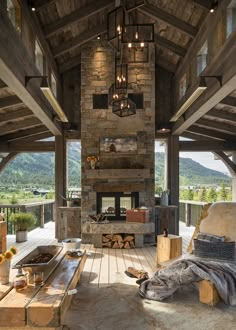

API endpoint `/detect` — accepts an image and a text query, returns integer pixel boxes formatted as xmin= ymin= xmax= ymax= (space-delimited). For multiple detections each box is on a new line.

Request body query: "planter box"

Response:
xmin=126 ymin=209 xmax=149 ymax=223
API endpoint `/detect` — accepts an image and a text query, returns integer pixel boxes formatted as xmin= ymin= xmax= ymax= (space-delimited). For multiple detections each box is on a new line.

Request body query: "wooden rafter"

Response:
xmin=0 ymin=108 xmax=32 ymax=123
xmin=196 ymin=118 xmax=236 ymax=135
xmin=214 ymin=151 xmax=236 ymax=175
xmin=220 ymin=96 xmax=236 ymax=107
xmin=0 ymin=80 xmax=7 ymax=88
xmin=186 ymin=126 xmax=235 ymax=141
xmin=0 ymin=117 xmax=41 ymax=136
xmin=139 ymin=4 xmax=197 ymax=38
xmin=156 ymin=55 xmax=177 ymax=73
xmin=0 ymin=95 xmax=23 ymax=109
xmin=0 ymin=152 xmax=18 ymax=174
xmin=33 ymin=0 xmax=56 ymax=11
xmin=59 ymin=55 xmax=81 ymax=74
xmin=17 ymin=131 xmax=53 ymax=143
xmin=0 ymin=5 xmax=62 ymax=135
xmin=155 ymin=34 xmax=187 ymax=57
xmin=0 ymin=141 xmax=55 ymax=153
xmin=191 ymin=0 xmax=212 ymax=10
xmin=181 ymin=131 xmax=217 ymax=141
xmin=179 ymin=140 xmax=236 ymax=152
xmin=53 ymin=24 xmax=107 ymax=58
xmin=207 ymin=108 xmax=236 ymax=122
xmin=1 ymin=125 xmax=49 ymax=142
xmin=44 ymin=0 xmax=112 ymax=39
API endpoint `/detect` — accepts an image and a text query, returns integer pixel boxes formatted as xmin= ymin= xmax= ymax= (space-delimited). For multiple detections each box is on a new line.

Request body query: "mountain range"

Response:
xmin=0 ymin=143 xmax=231 ymax=188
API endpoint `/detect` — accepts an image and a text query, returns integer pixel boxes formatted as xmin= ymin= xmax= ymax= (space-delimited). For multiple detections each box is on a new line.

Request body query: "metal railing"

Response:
xmin=0 ymin=200 xmax=55 ymax=234
xmin=179 ymin=200 xmax=209 ymax=227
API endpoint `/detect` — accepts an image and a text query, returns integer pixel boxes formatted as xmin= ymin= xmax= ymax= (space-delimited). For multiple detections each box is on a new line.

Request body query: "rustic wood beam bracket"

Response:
xmin=201 ymin=75 xmax=223 ymax=87
xmin=25 ymin=75 xmax=47 ymax=87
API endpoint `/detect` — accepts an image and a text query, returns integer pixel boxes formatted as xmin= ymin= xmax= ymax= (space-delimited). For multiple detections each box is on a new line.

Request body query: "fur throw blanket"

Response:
xmin=139 ymin=257 xmax=236 ymax=305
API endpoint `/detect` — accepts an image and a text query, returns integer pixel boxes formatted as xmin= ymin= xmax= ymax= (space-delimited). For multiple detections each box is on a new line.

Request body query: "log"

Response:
xmin=102 ymin=236 xmax=110 ymax=243
xmin=102 ymin=242 xmax=112 ymax=248
xmin=118 ymin=241 xmax=124 ymax=249
xmin=105 ymin=234 xmax=113 ymax=240
xmin=112 ymin=241 xmax=119 ymax=249
xmin=124 ymin=241 xmax=130 ymax=249
xmin=112 ymin=234 xmax=123 ymax=242
xmin=129 ymin=240 xmax=135 ymax=248
xmin=199 ymin=280 xmax=220 ymax=306
xmin=124 ymin=235 xmax=134 ymax=242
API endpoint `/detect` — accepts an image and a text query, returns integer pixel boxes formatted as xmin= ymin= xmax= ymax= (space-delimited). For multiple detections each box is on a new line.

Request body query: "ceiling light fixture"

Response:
xmin=112 ymin=97 xmax=136 ymax=117
xmin=25 ymin=75 xmax=68 ymax=122
xmin=210 ymin=0 xmax=218 ymax=13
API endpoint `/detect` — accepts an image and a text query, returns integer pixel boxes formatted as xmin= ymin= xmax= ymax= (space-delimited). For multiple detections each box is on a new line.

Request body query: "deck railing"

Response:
xmin=179 ymin=200 xmax=209 ymax=227
xmin=0 ymin=201 xmax=54 ymax=234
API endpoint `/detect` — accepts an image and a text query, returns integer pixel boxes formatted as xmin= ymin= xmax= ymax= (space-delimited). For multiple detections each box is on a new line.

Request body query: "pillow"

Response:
xmin=194 ymin=239 xmax=235 ymax=261
xmin=197 ymin=232 xmax=225 ymax=242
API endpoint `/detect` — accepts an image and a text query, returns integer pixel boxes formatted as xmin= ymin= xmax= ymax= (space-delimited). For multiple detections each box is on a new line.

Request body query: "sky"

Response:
xmin=155 ymin=141 xmax=231 ymax=176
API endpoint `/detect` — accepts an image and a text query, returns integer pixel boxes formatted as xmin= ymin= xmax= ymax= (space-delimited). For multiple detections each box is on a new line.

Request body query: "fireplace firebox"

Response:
xmin=97 ymin=192 xmax=139 ymax=220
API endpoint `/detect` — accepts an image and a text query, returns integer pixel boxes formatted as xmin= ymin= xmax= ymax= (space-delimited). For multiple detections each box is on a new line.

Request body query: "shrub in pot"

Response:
xmin=9 ymin=212 xmax=37 ymax=242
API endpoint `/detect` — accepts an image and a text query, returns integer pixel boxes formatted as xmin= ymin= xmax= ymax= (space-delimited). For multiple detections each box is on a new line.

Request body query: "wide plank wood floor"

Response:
xmin=7 ymin=221 xmax=194 ymax=287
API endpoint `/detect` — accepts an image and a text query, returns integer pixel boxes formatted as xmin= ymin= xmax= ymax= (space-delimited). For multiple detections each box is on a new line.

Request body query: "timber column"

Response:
xmin=55 ymin=136 xmax=67 ymax=239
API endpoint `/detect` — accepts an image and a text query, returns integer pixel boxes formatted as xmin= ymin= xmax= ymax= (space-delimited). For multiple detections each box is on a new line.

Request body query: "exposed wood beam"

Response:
xmin=1 ymin=125 xmax=49 ymax=142
xmin=53 ymin=24 xmax=107 ymax=58
xmin=179 ymin=140 xmax=236 ymax=151
xmin=139 ymin=4 xmax=197 ymax=38
xmin=155 ymin=34 xmax=187 ymax=57
xmin=220 ymin=96 xmax=236 ymax=107
xmin=0 ymin=80 xmax=7 ymax=88
xmin=0 ymin=152 xmax=18 ymax=174
xmin=0 ymin=5 xmax=62 ymax=135
xmin=44 ymin=0 xmax=112 ymax=39
xmin=172 ymin=30 xmax=236 ymax=135
xmin=19 ymin=0 xmax=60 ymax=81
xmin=196 ymin=118 xmax=236 ymax=135
xmin=186 ymin=125 xmax=235 ymax=141
xmin=34 ymin=0 xmax=56 ymax=11
xmin=207 ymin=108 xmax=236 ymax=122
xmin=191 ymin=0 xmax=212 ymax=10
xmin=0 ymin=117 xmax=41 ymax=136
xmin=0 ymin=141 xmax=55 ymax=153
xmin=181 ymin=131 xmax=217 ymax=141
xmin=156 ymin=56 xmax=177 ymax=73
xmin=0 ymin=95 xmax=23 ymax=109
xmin=59 ymin=55 xmax=81 ymax=74
xmin=214 ymin=151 xmax=236 ymax=175
xmin=16 ymin=131 xmax=53 ymax=143
xmin=0 ymin=108 xmax=32 ymax=123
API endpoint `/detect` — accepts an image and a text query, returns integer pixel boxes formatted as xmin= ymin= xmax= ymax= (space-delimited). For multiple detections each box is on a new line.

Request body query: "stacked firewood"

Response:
xmin=88 ymin=214 xmax=108 ymax=223
xmin=102 ymin=233 xmax=135 ymax=249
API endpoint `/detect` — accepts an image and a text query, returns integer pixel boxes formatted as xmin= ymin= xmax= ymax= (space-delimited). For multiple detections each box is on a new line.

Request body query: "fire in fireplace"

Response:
xmin=97 ymin=192 xmax=139 ymax=220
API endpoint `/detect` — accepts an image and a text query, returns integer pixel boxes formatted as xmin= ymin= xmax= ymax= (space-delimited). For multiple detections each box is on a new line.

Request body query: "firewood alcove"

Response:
xmin=102 ymin=233 xmax=135 ymax=249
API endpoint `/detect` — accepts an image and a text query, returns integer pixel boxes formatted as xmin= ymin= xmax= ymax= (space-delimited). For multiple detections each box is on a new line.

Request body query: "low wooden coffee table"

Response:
xmin=0 ymin=248 xmax=87 ymax=329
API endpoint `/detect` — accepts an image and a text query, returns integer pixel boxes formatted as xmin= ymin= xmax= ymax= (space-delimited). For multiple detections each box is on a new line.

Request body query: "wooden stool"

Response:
xmin=156 ymin=234 xmax=182 ymax=264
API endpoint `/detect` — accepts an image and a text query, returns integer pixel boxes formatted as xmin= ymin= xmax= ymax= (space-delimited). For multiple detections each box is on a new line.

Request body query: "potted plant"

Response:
xmin=9 ymin=212 xmax=37 ymax=242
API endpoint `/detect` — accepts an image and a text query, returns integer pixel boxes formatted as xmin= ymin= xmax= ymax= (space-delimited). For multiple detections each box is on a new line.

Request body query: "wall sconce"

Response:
xmin=25 ymin=75 xmax=68 ymax=122
xmin=156 ymin=123 xmax=172 ymax=133
xmin=122 ymin=24 xmax=154 ymax=44
xmin=115 ymin=59 xmax=128 ymax=90
xmin=171 ymin=76 xmax=207 ymax=122
xmin=112 ymin=97 xmax=136 ymax=117
xmin=121 ymin=0 xmax=146 ymax=12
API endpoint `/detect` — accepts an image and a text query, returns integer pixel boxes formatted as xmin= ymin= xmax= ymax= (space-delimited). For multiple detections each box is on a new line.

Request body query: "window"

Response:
xmin=7 ymin=0 xmax=21 ymax=34
xmin=35 ymin=40 xmax=44 ymax=75
xmin=179 ymin=73 xmax=187 ymax=100
xmin=227 ymin=0 xmax=236 ymax=38
xmin=197 ymin=42 xmax=208 ymax=76
xmin=51 ymin=72 xmax=57 ymax=97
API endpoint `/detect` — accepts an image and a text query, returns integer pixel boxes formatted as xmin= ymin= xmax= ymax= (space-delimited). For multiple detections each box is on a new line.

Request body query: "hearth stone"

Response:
xmin=82 ymin=221 xmax=155 ymax=248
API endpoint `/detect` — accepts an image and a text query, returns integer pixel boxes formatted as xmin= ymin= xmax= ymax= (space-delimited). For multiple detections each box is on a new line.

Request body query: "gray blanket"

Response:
xmin=139 ymin=256 xmax=236 ymax=305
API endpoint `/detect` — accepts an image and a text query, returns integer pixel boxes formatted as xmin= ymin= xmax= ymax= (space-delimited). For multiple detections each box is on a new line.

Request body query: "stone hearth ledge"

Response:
xmin=82 ymin=221 xmax=155 ymax=248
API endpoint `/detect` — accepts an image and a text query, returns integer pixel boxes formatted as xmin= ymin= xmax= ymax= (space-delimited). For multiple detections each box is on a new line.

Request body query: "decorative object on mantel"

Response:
xmin=126 ymin=207 xmax=149 ymax=223
xmin=88 ymin=214 xmax=109 ymax=223
xmin=86 ymin=155 xmax=98 ymax=169
xmin=0 ymin=246 xmax=17 ymax=284
xmin=160 ymin=190 xmax=169 ymax=206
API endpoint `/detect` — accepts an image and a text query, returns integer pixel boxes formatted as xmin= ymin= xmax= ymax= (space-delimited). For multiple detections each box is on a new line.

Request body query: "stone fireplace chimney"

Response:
xmin=81 ymin=41 xmax=155 ymax=235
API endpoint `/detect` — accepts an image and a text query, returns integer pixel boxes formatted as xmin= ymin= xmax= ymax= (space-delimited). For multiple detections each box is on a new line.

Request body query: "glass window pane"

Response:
xmin=120 ymin=197 xmax=132 ymax=214
xmin=179 ymin=73 xmax=187 ymax=100
xmin=7 ymin=0 xmax=21 ymax=34
xmin=51 ymin=72 xmax=57 ymax=97
xmin=35 ymin=40 xmax=44 ymax=75
xmin=227 ymin=1 xmax=236 ymax=38
xmin=197 ymin=42 xmax=208 ymax=76
xmin=101 ymin=197 xmax=115 ymax=216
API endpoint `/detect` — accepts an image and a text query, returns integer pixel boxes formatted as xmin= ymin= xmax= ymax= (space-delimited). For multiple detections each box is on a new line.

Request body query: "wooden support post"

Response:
xmin=167 ymin=136 xmax=179 ymax=233
xmin=55 ymin=136 xmax=67 ymax=239
xmin=185 ymin=203 xmax=191 ymax=226
xmin=199 ymin=280 xmax=220 ymax=306
xmin=40 ymin=204 xmax=45 ymax=228
xmin=0 ymin=221 xmax=7 ymax=253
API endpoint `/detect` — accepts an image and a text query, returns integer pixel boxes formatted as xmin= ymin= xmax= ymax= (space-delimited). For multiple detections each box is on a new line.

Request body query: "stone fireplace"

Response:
xmin=80 ymin=40 xmax=155 ymax=243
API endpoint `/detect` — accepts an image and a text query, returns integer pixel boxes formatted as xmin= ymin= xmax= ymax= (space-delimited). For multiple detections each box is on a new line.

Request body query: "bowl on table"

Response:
xmin=62 ymin=238 xmax=82 ymax=250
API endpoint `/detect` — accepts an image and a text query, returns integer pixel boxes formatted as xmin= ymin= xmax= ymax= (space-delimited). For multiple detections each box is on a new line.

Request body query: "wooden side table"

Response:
xmin=156 ymin=234 xmax=182 ymax=264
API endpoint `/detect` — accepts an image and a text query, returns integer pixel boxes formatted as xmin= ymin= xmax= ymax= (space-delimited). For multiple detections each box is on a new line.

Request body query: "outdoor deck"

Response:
xmin=8 ymin=221 xmax=194 ymax=284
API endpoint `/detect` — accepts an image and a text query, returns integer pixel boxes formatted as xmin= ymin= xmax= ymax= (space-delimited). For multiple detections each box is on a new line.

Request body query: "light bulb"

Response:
xmin=135 ymin=31 xmax=139 ymax=39
xmin=117 ymin=25 xmax=121 ymax=34
xmin=121 ymin=103 xmax=123 ymax=108
xmin=128 ymin=43 xmax=132 ymax=48
xmin=140 ymin=42 xmax=145 ymax=47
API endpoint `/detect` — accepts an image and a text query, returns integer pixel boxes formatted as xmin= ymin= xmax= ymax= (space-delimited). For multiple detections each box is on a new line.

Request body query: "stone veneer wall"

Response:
xmin=81 ymin=41 xmax=155 ymax=227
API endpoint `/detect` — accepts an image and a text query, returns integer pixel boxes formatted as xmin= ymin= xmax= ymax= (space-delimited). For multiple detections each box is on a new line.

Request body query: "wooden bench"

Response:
xmin=0 ymin=248 xmax=87 ymax=329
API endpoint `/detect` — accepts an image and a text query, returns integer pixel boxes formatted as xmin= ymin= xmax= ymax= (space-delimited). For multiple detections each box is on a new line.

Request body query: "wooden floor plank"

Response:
xmin=89 ymin=248 xmax=103 ymax=287
xmin=99 ymin=248 xmax=109 ymax=288
xmin=108 ymin=247 xmax=118 ymax=284
xmin=140 ymin=247 xmax=157 ymax=273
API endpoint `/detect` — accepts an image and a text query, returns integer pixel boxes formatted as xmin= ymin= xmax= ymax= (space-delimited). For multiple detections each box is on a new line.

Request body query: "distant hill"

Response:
xmin=0 ymin=144 xmax=231 ymax=189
